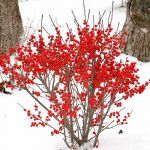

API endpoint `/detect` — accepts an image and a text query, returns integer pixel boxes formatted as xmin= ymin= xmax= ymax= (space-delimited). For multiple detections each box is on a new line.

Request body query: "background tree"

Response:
xmin=122 ymin=0 xmax=150 ymax=62
xmin=0 ymin=0 xmax=23 ymax=53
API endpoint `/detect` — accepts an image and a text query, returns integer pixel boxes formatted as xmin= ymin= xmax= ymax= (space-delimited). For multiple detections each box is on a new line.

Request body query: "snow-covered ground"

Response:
xmin=1 ymin=0 xmax=150 ymax=149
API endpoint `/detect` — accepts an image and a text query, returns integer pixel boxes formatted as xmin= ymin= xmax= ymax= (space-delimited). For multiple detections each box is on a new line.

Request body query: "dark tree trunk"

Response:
xmin=122 ymin=0 xmax=150 ymax=62
xmin=0 ymin=0 xmax=23 ymax=53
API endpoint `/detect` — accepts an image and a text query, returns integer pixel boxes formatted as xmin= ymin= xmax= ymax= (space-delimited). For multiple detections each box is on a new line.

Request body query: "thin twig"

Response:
xmin=41 ymin=14 xmax=43 ymax=35
xmin=83 ymin=0 xmax=87 ymax=21
xmin=66 ymin=23 xmax=72 ymax=34
xmin=42 ymin=27 xmax=50 ymax=36
xmin=87 ymin=9 xmax=91 ymax=23
xmin=71 ymin=11 xmax=82 ymax=28
xmin=49 ymin=14 xmax=57 ymax=29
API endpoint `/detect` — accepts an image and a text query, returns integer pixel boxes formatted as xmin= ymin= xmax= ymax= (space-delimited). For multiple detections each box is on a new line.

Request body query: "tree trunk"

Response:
xmin=0 ymin=0 xmax=23 ymax=53
xmin=122 ymin=0 xmax=150 ymax=62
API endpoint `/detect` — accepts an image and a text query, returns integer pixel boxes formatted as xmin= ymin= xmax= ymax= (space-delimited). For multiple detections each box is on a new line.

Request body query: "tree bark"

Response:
xmin=0 ymin=0 xmax=23 ymax=53
xmin=122 ymin=0 xmax=150 ymax=62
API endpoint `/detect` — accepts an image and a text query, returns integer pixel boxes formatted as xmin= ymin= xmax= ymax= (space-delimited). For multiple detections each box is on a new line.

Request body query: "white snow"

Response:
xmin=1 ymin=0 xmax=150 ymax=149
xmin=140 ymin=28 xmax=149 ymax=33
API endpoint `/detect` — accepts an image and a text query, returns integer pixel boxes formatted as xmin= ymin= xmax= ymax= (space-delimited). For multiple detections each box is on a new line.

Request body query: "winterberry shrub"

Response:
xmin=0 ymin=20 xmax=149 ymax=148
